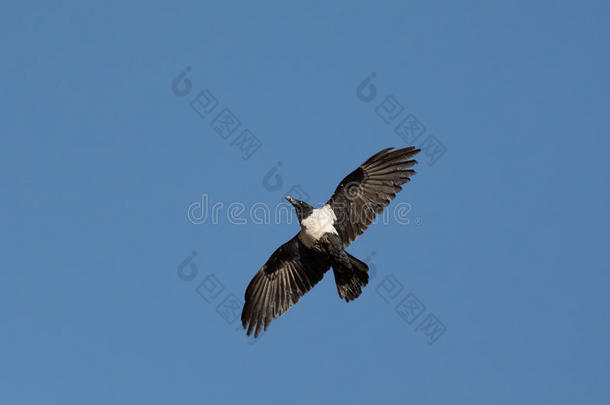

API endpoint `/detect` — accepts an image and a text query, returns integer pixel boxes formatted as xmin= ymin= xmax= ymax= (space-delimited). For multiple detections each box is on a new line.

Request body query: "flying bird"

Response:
xmin=241 ymin=147 xmax=421 ymax=337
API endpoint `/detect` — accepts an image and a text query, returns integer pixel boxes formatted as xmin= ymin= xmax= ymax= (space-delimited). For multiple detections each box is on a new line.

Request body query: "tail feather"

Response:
xmin=333 ymin=253 xmax=369 ymax=302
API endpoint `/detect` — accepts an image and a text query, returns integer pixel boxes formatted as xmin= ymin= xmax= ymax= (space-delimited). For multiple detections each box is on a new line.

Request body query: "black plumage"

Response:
xmin=328 ymin=146 xmax=420 ymax=247
xmin=241 ymin=147 xmax=421 ymax=337
xmin=242 ymin=236 xmax=329 ymax=338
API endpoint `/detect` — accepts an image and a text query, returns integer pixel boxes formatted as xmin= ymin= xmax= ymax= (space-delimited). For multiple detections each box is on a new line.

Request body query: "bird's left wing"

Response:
xmin=241 ymin=235 xmax=330 ymax=338
xmin=328 ymin=147 xmax=420 ymax=247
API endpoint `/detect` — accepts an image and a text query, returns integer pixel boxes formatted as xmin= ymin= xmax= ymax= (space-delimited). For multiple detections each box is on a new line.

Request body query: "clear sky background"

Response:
xmin=1 ymin=1 xmax=609 ymax=404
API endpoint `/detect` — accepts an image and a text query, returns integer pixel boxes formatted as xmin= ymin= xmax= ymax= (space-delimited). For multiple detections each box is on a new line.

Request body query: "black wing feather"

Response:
xmin=328 ymin=146 xmax=420 ymax=247
xmin=241 ymin=236 xmax=330 ymax=337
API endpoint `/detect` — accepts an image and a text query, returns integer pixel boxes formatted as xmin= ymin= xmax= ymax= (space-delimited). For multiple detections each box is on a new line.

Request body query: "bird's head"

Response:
xmin=285 ymin=196 xmax=313 ymax=222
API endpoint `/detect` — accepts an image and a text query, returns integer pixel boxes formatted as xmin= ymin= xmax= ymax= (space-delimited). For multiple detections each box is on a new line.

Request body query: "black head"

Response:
xmin=285 ymin=196 xmax=313 ymax=222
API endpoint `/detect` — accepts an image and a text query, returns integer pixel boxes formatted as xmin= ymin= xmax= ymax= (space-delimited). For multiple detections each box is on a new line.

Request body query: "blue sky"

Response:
xmin=1 ymin=1 xmax=609 ymax=404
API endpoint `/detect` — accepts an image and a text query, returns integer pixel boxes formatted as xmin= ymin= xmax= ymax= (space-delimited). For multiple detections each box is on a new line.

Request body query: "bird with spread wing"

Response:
xmin=241 ymin=147 xmax=421 ymax=337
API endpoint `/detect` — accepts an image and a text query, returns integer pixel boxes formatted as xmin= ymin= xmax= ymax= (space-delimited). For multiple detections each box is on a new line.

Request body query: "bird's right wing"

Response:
xmin=241 ymin=236 xmax=330 ymax=338
xmin=328 ymin=147 xmax=420 ymax=247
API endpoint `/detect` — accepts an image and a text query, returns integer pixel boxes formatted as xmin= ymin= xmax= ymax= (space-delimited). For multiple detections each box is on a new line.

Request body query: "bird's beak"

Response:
xmin=285 ymin=196 xmax=294 ymax=203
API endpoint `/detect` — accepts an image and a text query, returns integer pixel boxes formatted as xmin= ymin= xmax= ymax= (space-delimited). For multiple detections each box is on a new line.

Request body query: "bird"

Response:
xmin=241 ymin=146 xmax=421 ymax=337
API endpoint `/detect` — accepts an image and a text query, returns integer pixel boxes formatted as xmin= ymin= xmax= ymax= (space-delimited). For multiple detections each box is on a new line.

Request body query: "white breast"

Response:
xmin=298 ymin=204 xmax=338 ymax=247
